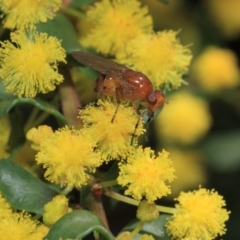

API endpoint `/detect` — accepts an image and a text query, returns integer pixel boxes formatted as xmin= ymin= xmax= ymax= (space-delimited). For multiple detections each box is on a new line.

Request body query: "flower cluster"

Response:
xmin=166 ymin=188 xmax=230 ymax=240
xmin=79 ymin=0 xmax=152 ymax=56
xmin=0 ymin=30 xmax=66 ymax=98
xmin=32 ymin=126 xmax=102 ymax=188
xmin=118 ymin=31 xmax=192 ymax=89
xmin=118 ymin=147 xmax=175 ymax=202
xmin=27 ymin=125 xmax=103 ymax=188
xmin=155 ymin=91 xmax=212 ymax=145
xmin=191 ymin=46 xmax=240 ymax=92
xmin=78 ymin=0 xmax=192 ymax=90
xmin=0 ymin=0 xmax=61 ymax=29
xmin=79 ymin=99 xmax=145 ymax=161
xmin=0 ymin=0 xmax=232 ymax=240
xmin=0 ymin=0 xmax=65 ymax=98
xmin=0 ymin=193 xmax=48 ymax=240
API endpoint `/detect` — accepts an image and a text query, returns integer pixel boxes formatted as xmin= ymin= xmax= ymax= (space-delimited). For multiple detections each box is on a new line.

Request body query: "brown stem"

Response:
xmin=90 ymin=183 xmax=110 ymax=231
xmin=59 ymin=66 xmax=83 ymax=127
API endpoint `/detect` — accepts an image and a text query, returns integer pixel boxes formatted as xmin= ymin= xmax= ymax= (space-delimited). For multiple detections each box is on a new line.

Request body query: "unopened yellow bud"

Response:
xmin=43 ymin=195 xmax=72 ymax=226
xmin=140 ymin=234 xmax=155 ymax=240
xmin=116 ymin=232 xmax=132 ymax=240
xmin=137 ymin=200 xmax=159 ymax=222
xmin=26 ymin=125 xmax=53 ymax=151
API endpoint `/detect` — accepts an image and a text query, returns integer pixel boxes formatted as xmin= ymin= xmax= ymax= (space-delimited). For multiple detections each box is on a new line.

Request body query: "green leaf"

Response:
xmin=122 ymin=214 xmax=172 ymax=239
xmin=0 ymin=97 xmax=67 ymax=127
xmin=0 ymin=159 xmax=57 ymax=215
xmin=44 ymin=210 xmax=115 ymax=240
xmin=8 ymin=110 xmax=25 ymax=151
xmin=36 ymin=13 xmax=82 ymax=54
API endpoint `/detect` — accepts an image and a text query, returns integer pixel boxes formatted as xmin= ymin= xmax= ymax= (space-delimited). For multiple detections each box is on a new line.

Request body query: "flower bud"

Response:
xmin=137 ymin=200 xmax=159 ymax=222
xmin=43 ymin=195 xmax=72 ymax=226
xmin=26 ymin=125 xmax=53 ymax=151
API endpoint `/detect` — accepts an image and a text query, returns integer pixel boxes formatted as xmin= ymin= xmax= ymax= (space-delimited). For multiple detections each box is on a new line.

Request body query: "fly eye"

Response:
xmin=148 ymin=92 xmax=157 ymax=103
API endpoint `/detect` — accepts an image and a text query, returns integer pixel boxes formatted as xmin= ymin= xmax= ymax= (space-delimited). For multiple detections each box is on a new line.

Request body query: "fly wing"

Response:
xmin=72 ymin=51 xmax=128 ymax=75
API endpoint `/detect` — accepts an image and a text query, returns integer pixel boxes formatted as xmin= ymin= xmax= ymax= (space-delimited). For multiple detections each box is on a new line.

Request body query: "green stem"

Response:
xmin=62 ymin=7 xmax=85 ymax=19
xmin=130 ymin=221 xmax=145 ymax=239
xmin=23 ymin=107 xmax=40 ymax=133
xmin=105 ymin=189 xmax=178 ymax=214
xmin=156 ymin=205 xmax=178 ymax=214
xmin=60 ymin=186 xmax=74 ymax=196
xmin=23 ymin=107 xmax=50 ymax=134
xmin=101 ymin=180 xmax=118 ymax=188
xmin=104 ymin=189 xmax=139 ymax=206
xmin=31 ymin=111 xmax=50 ymax=128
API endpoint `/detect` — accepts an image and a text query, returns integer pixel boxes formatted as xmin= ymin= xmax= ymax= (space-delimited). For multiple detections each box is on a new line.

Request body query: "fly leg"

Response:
xmin=147 ymin=109 xmax=154 ymax=126
xmin=140 ymin=109 xmax=154 ymax=142
xmin=130 ymin=103 xmax=142 ymax=145
xmin=111 ymin=87 xmax=120 ymax=123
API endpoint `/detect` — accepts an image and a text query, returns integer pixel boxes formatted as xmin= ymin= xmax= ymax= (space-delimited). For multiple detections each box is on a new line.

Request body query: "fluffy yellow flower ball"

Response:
xmin=191 ymin=46 xmax=240 ymax=91
xmin=155 ymin=91 xmax=212 ymax=145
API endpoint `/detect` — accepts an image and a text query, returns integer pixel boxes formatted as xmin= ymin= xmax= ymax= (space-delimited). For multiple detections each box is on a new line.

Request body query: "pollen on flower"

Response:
xmin=117 ymin=147 xmax=175 ymax=202
xmin=155 ymin=91 xmax=212 ymax=145
xmin=0 ymin=0 xmax=62 ymax=29
xmin=79 ymin=99 xmax=145 ymax=161
xmin=0 ymin=211 xmax=46 ymax=240
xmin=140 ymin=235 xmax=155 ymax=240
xmin=166 ymin=188 xmax=230 ymax=240
xmin=36 ymin=127 xmax=102 ymax=188
xmin=0 ymin=29 xmax=66 ymax=98
xmin=79 ymin=0 xmax=153 ymax=56
xmin=117 ymin=31 xmax=192 ymax=89
xmin=0 ymin=193 xmax=12 ymax=218
xmin=191 ymin=46 xmax=240 ymax=92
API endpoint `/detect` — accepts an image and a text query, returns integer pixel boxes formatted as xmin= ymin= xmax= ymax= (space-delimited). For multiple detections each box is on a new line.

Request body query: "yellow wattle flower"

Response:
xmin=191 ymin=46 xmax=240 ymax=91
xmin=79 ymin=99 xmax=145 ymax=161
xmin=36 ymin=127 xmax=102 ymax=188
xmin=0 ymin=211 xmax=47 ymax=240
xmin=166 ymin=188 xmax=230 ymax=240
xmin=156 ymin=91 xmax=212 ymax=145
xmin=118 ymin=147 xmax=175 ymax=202
xmin=0 ymin=29 xmax=66 ymax=98
xmin=0 ymin=0 xmax=61 ymax=29
xmin=0 ymin=193 xmax=12 ymax=218
xmin=79 ymin=0 xmax=153 ymax=56
xmin=117 ymin=31 xmax=192 ymax=89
